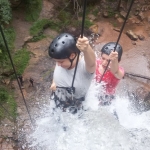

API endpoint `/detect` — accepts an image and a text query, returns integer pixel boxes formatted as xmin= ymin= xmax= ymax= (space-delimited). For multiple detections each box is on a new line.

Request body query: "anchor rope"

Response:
xmin=71 ymin=0 xmax=87 ymax=93
xmin=99 ymin=0 xmax=135 ymax=83
xmin=0 ymin=25 xmax=33 ymax=126
xmin=125 ymin=72 xmax=150 ymax=80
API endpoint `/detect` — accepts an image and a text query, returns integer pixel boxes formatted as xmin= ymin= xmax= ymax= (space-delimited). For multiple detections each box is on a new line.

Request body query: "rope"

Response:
xmin=0 ymin=25 xmax=34 ymax=126
xmin=71 ymin=0 xmax=87 ymax=95
xmin=0 ymin=103 xmax=15 ymax=121
xmin=99 ymin=0 xmax=135 ymax=83
xmin=125 ymin=72 xmax=150 ymax=80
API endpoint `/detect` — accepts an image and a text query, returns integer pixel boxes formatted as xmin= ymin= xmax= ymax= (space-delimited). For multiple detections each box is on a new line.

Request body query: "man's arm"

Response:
xmin=76 ymin=36 xmax=96 ymax=73
xmin=50 ymin=65 xmax=56 ymax=91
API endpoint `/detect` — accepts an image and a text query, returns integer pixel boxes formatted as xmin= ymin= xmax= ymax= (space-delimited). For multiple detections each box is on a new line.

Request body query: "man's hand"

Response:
xmin=76 ymin=36 xmax=90 ymax=53
xmin=109 ymin=51 xmax=118 ymax=61
xmin=50 ymin=82 xmax=56 ymax=91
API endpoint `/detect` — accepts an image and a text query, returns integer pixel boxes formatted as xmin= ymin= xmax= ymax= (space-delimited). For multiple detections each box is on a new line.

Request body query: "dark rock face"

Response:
xmin=128 ymin=87 xmax=150 ymax=113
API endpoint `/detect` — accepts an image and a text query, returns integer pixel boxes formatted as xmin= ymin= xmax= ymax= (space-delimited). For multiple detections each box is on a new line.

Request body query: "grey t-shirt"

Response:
xmin=53 ymin=57 xmax=94 ymax=99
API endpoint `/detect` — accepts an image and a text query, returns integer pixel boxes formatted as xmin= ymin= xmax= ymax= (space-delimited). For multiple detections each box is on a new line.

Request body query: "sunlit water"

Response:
xmin=26 ymin=82 xmax=150 ymax=150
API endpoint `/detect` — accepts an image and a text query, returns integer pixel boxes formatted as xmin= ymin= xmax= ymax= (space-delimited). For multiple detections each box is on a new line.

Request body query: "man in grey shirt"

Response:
xmin=49 ymin=33 xmax=95 ymax=113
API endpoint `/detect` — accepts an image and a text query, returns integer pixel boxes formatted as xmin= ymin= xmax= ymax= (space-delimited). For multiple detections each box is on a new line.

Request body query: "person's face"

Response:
xmin=100 ymin=53 xmax=110 ymax=69
xmin=54 ymin=53 xmax=76 ymax=69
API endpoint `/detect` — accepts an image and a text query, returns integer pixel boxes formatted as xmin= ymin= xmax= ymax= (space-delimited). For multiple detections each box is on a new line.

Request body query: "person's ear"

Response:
xmin=69 ymin=53 xmax=76 ymax=59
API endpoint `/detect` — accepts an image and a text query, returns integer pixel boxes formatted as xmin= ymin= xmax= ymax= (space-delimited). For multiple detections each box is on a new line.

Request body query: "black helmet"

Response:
xmin=48 ymin=33 xmax=79 ymax=59
xmin=101 ymin=42 xmax=123 ymax=62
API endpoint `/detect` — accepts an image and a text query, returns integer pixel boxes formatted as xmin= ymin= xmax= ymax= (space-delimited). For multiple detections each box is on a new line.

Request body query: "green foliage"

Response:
xmin=0 ymin=0 xmax=12 ymax=24
xmin=0 ymin=87 xmax=9 ymax=103
xmin=71 ymin=18 xmax=94 ymax=31
xmin=30 ymin=19 xmax=60 ymax=36
xmin=13 ymin=48 xmax=30 ymax=75
xmin=57 ymin=10 xmax=72 ymax=27
xmin=0 ymin=27 xmax=16 ymax=64
xmin=0 ymin=86 xmax=17 ymax=120
xmin=31 ymin=35 xmax=46 ymax=42
xmin=92 ymin=8 xmax=99 ymax=16
xmin=25 ymin=0 xmax=42 ymax=22
xmin=107 ymin=7 xmax=116 ymax=18
xmin=84 ymin=19 xmax=94 ymax=28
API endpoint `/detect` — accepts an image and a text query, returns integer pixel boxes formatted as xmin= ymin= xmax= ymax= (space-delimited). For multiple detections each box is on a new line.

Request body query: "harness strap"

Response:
xmin=56 ymin=86 xmax=75 ymax=94
xmin=50 ymin=91 xmax=85 ymax=113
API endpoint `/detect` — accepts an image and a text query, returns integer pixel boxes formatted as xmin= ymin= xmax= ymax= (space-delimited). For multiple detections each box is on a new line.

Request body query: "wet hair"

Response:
xmin=48 ymin=33 xmax=79 ymax=59
xmin=101 ymin=42 xmax=123 ymax=62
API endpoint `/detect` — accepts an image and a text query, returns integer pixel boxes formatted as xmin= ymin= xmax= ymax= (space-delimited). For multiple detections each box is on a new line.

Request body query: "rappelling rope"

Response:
xmin=0 ymin=25 xmax=34 ymax=126
xmin=71 ymin=0 xmax=87 ymax=98
xmin=99 ymin=0 xmax=135 ymax=83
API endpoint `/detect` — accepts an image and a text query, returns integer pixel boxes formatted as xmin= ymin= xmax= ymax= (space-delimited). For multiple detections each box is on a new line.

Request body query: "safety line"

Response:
xmin=71 ymin=0 xmax=87 ymax=91
xmin=0 ymin=25 xmax=33 ymax=126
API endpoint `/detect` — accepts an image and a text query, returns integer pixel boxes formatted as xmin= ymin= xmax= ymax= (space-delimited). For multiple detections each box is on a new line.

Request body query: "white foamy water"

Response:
xmin=26 ymin=82 xmax=150 ymax=150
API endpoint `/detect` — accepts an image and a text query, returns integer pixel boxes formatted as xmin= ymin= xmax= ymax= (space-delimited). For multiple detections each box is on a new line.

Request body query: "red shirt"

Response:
xmin=95 ymin=59 xmax=124 ymax=95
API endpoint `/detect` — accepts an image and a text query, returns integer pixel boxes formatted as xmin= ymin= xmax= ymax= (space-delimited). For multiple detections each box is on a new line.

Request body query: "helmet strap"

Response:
xmin=68 ymin=53 xmax=77 ymax=69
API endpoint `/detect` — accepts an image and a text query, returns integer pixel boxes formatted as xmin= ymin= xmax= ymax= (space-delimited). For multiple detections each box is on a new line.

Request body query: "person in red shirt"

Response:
xmin=95 ymin=42 xmax=124 ymax=105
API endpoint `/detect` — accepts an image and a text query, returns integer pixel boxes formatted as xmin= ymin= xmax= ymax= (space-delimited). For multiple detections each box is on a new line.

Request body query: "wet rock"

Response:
xmin=141 ymin=6 xmax=145 ymax=12
xmin=1 ymin=78 xmax=10 ymax=85
xmin=24 ymin=36 xmax=33 ymax=42
xmin=88 ymin=14 xmax=96 ymax=21
xmin=113 ymin=28 xmax=120 ymax=32
xmin=134 ymin=0 xmax=139 ymax=4
xmin=1 ymin=70 xmax=14 ymax=77
xmin=136 ymin=6 xmax=140 ymax=11
xmin=0 ymin=138 xmax=3 ymax=143
xmin=128 ymin=87 xmax=150 ymax=112
xmin=89 ymin=24 xmax=104 ymax=36
xmin=114 ymin=14 xmax=119 ymax=19
xmin=120 ymin=11 xmax=127 ymax=19
xmin=138 ymin=12 xmax=145 ymax=21
xmin=103 ymin=11 xmax=108 ymax=18
xmin=89 ymin=24 xmax=98 ymax=34
xmin=11 ymin=81 xmax=15 ymax=89
xmin=132 ymin=41 xmax=136 ymax=45
xmin=117 ymin=17 xmax=124 ymax=23
xmin=138 ymin=34 xmax=145 ymax=40
xmin=128 ymin=18 xmax=136 ymax=24
xmin=135 ymin=20 xmax=141 ymax=24
xmin=134 ymin=10 xmax=139 ymax=16
xmin=148 ymin=16 xmax=150 ymax=23
xmin=17 ymin=107 xmax=23 ymax=114
xmin=126 ymin=30 xmax=138 ymax=41
xmin=144 ymin=6 xmax=148 ymax=11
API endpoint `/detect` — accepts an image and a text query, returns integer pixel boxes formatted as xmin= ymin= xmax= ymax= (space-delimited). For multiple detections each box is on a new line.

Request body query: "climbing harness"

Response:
xmin=51 ymin=89 xmax=84 ymax=114
xmin=99 ymin=0 xmax=135 ymax=83
xmin=0 ymin=25 xmax=33 ymax=126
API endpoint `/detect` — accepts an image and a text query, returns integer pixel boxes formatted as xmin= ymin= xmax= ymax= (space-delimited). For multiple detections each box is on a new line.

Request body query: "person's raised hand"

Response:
xmin=109 ymin=51 xmax=118 ymax=61
xmin=76 ymin=36 xmax=90 ymax=53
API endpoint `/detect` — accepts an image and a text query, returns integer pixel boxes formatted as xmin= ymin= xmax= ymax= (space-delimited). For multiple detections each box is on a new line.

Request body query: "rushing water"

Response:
xmin=25 ymin=81 xmax=150 ymax=150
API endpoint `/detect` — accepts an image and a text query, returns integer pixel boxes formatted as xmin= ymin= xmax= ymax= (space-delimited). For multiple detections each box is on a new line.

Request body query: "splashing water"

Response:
xmin=26 ymin=81 xmax=150 ymax=150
